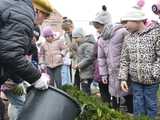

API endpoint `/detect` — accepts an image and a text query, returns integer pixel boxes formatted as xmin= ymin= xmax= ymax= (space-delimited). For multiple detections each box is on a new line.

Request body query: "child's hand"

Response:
xmin=101 ymin=76 xmax=108 ymax=84
xmin=72 ymin=64 xmax=79 ymax=69
xmin=121 ymin=81 xmax=128 ymax=92
xmin=3 ymin=81 xmax=17 ymax=90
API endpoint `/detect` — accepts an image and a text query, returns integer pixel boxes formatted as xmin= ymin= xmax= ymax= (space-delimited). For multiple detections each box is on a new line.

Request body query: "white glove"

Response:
xmin=34 ymin=73 xmax=50 ymax=90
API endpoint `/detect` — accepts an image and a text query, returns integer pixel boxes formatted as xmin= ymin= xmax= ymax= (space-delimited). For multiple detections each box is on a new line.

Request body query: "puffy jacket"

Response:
xmin=77 ymin=34 xmax=96 ymax=80
xmin=98 ymin=24 xmax=128 ymax=97
xmin=39 ymin=39 xmax=65 ymax=68
xmin=119 ymin=22 xmax=160 ymax=85
xmin=0 ymin=0 xmax=41 ymax=84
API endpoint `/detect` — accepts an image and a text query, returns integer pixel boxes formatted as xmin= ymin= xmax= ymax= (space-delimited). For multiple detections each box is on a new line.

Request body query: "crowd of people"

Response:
xmin=0 ymin=0 xmax=160 ymax=120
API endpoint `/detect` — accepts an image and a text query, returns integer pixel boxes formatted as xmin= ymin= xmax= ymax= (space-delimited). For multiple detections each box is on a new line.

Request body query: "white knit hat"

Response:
xmin=90 ymin=5 xmax=112 ymax=25
xmin=121 ymin=6 xmax=147 ymax=21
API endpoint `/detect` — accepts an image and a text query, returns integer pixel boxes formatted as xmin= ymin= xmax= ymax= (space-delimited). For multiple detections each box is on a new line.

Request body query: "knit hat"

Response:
xmin=121 ymin=6 xmax=147 ymax=22
xmin=32 ymin=0 xmax=54 ymax=14
xmin=72 ymin=28 xmax=85 ymax=38
xmin=42 ymin=26 xmax=55 ymax=37
xmin=90 ymin=5 xmax=112 ymax=25
xmin=33 ymin=25 xmax=40 ymax=41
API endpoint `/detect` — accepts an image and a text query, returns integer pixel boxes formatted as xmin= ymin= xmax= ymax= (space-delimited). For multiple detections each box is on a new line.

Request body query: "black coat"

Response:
xmin=0 ymin=0 xmax=41 ymax=84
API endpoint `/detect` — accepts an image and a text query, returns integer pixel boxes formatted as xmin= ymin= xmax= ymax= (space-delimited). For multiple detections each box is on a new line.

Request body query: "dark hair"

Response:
xmin=63 ymin=17 xmax=68 ymax=20
xmin=61 ymin=17 xmax=73 ymax=30
xmin=102 ymin=5 xmax=107 ymax=11
xmin=36 ymin=8 xmax=50 ymax=17
xmin=62 ymin=17 xmax=73 ymax=24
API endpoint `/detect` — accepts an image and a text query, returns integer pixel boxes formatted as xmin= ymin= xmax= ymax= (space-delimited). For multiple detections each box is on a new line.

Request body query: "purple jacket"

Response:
xmin=93 ymin=42 xmax=101 ymax=82
xmin=98 ymin=24 xmax=128 ymax=97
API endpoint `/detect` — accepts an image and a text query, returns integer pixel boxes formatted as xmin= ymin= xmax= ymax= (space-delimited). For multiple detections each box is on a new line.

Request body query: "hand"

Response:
xmin=39 ymin=64 xmax=47 ymax=72
xmin=34 ymin=73 xmax=50 ymax=90
xmin=72 ymin=64 xmax=79 ymax=69
xmin=101 ymin=76 xmax=108 ymax=84
xmin=121 ymin=81 xmax=128 ymax=92
xmin=3 ymin=80 xmax=17 ymax=90
xmin=12 ymin=83 xmax=26 ymax=96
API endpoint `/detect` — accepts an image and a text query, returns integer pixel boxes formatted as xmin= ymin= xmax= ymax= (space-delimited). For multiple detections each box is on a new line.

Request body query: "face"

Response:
xmin=35 ymin=10 xmax=49 ymax=25
xmin=45 ymin=35 xmax=54 ymax=43
xmin=124 ymin=21 xmax=140 ymax=33
xmin=63 ymin=25 xmax=74 ymax=33
xmin=32 ymin=36 xmax=37 ymax=44
xmin=93 ymin=22 xmax=104 ymax=34
xmin=72 ymin=37 xmax=82 ymax=43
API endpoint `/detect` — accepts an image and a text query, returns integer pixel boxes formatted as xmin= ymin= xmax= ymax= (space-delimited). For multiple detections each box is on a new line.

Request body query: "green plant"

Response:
xmin=62 ymin=85 xmax=150 ymax=120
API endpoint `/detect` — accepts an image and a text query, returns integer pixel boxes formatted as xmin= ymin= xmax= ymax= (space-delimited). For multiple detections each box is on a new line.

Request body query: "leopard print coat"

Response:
xmin=119 ymin=23 xmax=160 ymax=85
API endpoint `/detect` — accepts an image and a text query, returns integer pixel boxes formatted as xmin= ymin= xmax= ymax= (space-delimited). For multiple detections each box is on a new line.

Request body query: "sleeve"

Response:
xmin=118 ymin=37 xmax=130 ymax=81
xmin=69 ymin=42 xmax=78 ymax=59
xmin=39 ymin=45 xmax=46 ymax=64
xmin=59 ymin=40 xmax=67 ymax=56
xmin=78 ymin=44 xmax=95 ymax=69
xmin=97 ymin=40 xmax=108 ymax=77
xmin=152 ymin=33 xmax=160 ymax=80
xmin=3 ymin=54 xmax=41 ymax=84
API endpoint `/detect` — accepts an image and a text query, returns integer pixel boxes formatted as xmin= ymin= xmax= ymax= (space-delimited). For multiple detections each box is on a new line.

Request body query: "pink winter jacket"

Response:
xmin=39 ymin=39 xmax=65 ymax=68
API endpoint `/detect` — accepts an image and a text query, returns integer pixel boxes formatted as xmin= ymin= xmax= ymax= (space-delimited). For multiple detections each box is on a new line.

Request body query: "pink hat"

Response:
xmin=42 ymin=26 xmax=55 ymax=37
xmin=136 ymin=0 xmax=145 ymax=9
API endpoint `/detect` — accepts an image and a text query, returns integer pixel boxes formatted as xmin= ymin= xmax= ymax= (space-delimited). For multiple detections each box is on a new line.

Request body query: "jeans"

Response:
xmin=61 ymin=65 xmax=71 ymax=86
xmin=0 ymin=98 xmax=5 ymax=120
xmin=4 ymin=91 xmax=25 ymax=120
xmin=47 ymin=66 xmax=62 ymax=88
xmin=132 ymin=82 xmax=159 ymax=119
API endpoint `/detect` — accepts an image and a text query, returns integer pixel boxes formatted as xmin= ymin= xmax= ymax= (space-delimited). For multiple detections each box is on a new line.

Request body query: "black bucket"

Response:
xmin=17 ymin=86 xmax=81 ymax=120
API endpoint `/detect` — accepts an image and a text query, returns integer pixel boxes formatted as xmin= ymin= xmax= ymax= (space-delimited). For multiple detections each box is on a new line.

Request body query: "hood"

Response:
xmin=110 ymin=24 xmax=124 ymax=36
xmin=131 ymin=20 xmax=160 ymax=36
xmin=147 ymin=20 xmax=160 ymax=31
xmin=101 ymin=23 xmax=124 ymax=40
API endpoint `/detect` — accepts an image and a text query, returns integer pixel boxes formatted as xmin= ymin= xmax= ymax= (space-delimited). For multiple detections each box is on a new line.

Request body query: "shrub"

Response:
xmin=62 ymin=85 xmax=150 ymax=120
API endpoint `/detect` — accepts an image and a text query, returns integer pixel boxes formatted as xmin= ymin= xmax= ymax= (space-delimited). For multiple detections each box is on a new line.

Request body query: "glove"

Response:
xmin=34 ymin=73 xmax=50 ymax=90
xmin=12 ymin=83 xmax=26 ymax=96
xmin=101 ymin=76 xmax=108 ymax=84
xmin=121 ymin=81 xmax=128 ymax=92
xmin=39 ymin=64 xmax=47 ymax=72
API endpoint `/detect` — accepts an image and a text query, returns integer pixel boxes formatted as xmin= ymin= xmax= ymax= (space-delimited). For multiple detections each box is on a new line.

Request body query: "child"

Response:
xmin=39 ymin=26 xmax=65 ymax=88
xmin=72 ymin=28 xmax=96 ymax=95
xmin=119 ymin=6 xmax=160 ymax=119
